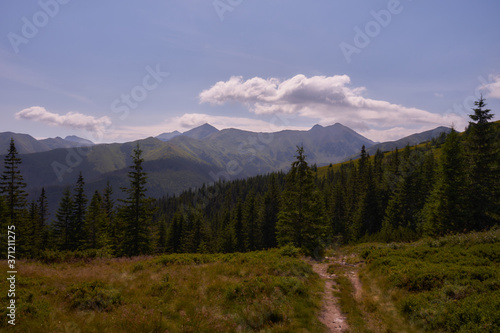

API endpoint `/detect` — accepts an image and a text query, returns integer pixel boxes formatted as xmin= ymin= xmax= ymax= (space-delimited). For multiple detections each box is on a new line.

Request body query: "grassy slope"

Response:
xmin=315 ymin=140 xmax=438 ymax=179
xmin=1 ymin=250 xmax=325 ymax=332
xmin=336 ymin=228 xmax=500 ymax=332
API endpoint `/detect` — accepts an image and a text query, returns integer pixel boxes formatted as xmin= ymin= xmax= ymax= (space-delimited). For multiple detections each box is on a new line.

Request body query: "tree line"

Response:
xmin=0 ymin=143 xmax=155 ymax=258
xmin=1 ymin=97 xmax=499 ymax=258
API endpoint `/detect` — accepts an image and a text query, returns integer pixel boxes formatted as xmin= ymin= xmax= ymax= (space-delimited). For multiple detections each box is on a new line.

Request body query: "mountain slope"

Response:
xmin=354 ymin=126 xmax=451 ymax=159
xmin=156 ymin=131 xmax=181 ymax=141
xmin=7 ymin=123 xmax=377 ymax=217
xmin=182 ymin=123 xmax=219 ymax=140
xmin=0 ymin=132 xmax=49 ymax=154
xmin=0 ymin=132 xmax=94 ymax=154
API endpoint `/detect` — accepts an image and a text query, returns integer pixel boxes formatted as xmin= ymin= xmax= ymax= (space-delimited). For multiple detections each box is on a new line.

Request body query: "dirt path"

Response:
xmin=311 ymin=260 xmax=348 ymax=332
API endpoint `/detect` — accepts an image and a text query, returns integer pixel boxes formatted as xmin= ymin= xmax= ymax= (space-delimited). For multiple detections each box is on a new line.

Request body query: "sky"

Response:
xmin=1 ymin=0 xmax=499 ymax=143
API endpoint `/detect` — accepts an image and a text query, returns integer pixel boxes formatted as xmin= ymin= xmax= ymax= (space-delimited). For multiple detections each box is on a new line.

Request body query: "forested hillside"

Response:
xmin=0 ymin=98 xmax=498 ymax=259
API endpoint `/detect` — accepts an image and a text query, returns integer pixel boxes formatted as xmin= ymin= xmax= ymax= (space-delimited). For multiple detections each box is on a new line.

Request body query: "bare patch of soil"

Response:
xmin=311 ymin=260 xmax=349 ymax=332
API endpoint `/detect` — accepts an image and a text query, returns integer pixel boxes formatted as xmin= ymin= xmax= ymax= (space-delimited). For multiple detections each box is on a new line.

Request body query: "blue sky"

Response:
xmin=1 ymin=0 xmax=499 ymax=143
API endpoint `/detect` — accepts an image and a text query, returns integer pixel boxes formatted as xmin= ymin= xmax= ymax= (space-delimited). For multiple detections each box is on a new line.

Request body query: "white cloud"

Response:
xmin=200 ymin=74 xmax=466 ymax=141
xmin=15 ymin=106 xmax=112 ymax=133
xmin=481 ymin=75 xmax=500 ymax=99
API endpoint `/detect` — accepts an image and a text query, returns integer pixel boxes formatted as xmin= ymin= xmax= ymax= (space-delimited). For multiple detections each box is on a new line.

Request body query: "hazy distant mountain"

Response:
xmin=156 ymin=131 xmax=181 ymax=141
xmin=0 ymin=132 xmax=94 ymax=154
xmin=12 ymin=123 xmax=375 ymax=210
xmin=181 ymin=123 xmax=219 ymax=140
xmin=171 ymin=123 xmax=377 ymax=172
xmin=0 ymin=132 xmax=49 ymax=154
xmin=4 ymin=122 xmax=447 ymax=218
xmin=156 ymin=123 xmax=219 ymax=142
xmin=64 ymin=135 xmax=94 ymax=146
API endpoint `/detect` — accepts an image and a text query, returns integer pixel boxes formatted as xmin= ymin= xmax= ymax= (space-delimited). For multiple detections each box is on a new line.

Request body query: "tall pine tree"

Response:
xmin=259 ymin=174 xmax=280 ymax=249
xmin=54 ymin=187 xmax=74 ymax=251
xmin=85 ymin=190 xmax=108 ymax=249
xmin=466 ymin=96 xmax=499 ymax=229
xmin=102 ymin=181 xmax=118 ymax=255
xmin=71 ymin=172 xmax=87 ymax=250
xmin=277 ymin=146 xmax=328 ymax=257
xmin=119 ymin=144 xmax=154 ymax=256
xmin=0 ymin=139 xmax=28 ymax=256
xmin=243 ymin=190 xmax=261 ymax=251
xmin=37 ymin=188 xmax=49 ymax=250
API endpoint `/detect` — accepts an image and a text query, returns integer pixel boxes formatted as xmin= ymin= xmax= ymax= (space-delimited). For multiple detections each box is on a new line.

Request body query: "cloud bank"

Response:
xmin=482 ymin=75 xmax=500 ymax=99
xmin=200 ymin=74 xmax=466 ymax=141
xmin=16 ymin=106 xmax=112 ymax=133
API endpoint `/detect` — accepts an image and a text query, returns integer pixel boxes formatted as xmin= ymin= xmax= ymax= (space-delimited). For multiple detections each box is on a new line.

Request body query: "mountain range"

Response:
xmin=0 ymin=123 xmax=449 ymax=217
xmin=0 ymin=132 xmax=94 ymax=154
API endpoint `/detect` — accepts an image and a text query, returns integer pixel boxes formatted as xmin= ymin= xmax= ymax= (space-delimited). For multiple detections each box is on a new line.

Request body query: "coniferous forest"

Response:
xmin=1 ymin=97 xmax=499 ymax=260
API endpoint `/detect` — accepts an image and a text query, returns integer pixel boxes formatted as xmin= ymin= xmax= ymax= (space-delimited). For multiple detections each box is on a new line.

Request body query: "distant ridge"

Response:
xmin=156 ymin=131 xmax=181 ymax=141
xmin=64 ymin=135 xmax=94 ymax=146
xmin=157 ymin=123 xmax=219 ymax=141
xmin=0 ymin=132 xmax=94 ymax=154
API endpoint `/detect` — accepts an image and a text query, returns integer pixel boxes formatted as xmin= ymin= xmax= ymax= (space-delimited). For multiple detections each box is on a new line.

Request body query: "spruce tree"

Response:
xmin=37 ymin=188 xmax=49 ymax=250
xmin=259 ymin=174 xmax=280 ymax=249
xmin=277 ymin=146 xmax=328 ymax=257
xmin=0 ymin=139 xmax=28 ymax=255
xmin=119 ymin=144 xmax=154 ymax=256
xmin=422 ymin=129 xmax=469 ymax=235
xmin=72 ymin=172 xmax=87 ymax=250
xmin=350 ymin=147 xmax=380 ymax=240
xmin=26 ymin=200 xmax=39 ymax=257
xmin=0 ymin=195 xmax=7 ymax=257
xmin=0 ymin=196 xmax=7 ymax=227
xmin=166 ymin=212 xmax=184 ymax=253
xmin=381 ymin=148 xmax=426 ymax=241
xmin=54 ymin=187 xmax=74 ymax=250
xmin=243 ymin=190 xmax=261 ymax=251
xmin=466 ymin=96 xmax=499 ymax=229
xmin=349 ymin=146 xmax=378 ymax=240
xmin=217 ymin=198 xmax=235 ymax=253
xmin=156 ymin=218 xmax=167 ymax=253
xmin=102 ymin=181 xmax=118 ymax=254
xmin=233 ymin=199 xmax=245 ymax=252
xmin=85 ymin=190 xmax=107 ymax=249
xmin=329 ymin=165 xmax=348 ymax=239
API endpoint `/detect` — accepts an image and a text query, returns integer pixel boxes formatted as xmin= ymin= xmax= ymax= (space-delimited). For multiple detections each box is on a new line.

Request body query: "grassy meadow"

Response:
xmin=2 ymin=229 xmax=499 ymax=332
xmin=1 ymin=250 xmax=325 ymax=332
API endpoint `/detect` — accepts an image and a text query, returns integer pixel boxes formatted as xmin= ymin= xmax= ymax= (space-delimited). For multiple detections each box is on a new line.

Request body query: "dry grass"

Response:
xmin=1 ymin=250 xmax=326 ymax=332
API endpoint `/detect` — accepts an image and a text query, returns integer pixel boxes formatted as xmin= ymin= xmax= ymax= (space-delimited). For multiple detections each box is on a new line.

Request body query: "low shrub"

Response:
xmin=279 ymin=244 xmax=301 ymax=257
xmin=361 ymin=229 xmax=500 ymax=332
xmin=66 ymin=281 xmax=122 ymax=311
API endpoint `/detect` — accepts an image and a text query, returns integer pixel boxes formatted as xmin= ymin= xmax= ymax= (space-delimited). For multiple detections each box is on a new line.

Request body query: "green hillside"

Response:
xmin=341 ymin=228 xmax=500 ymax=332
